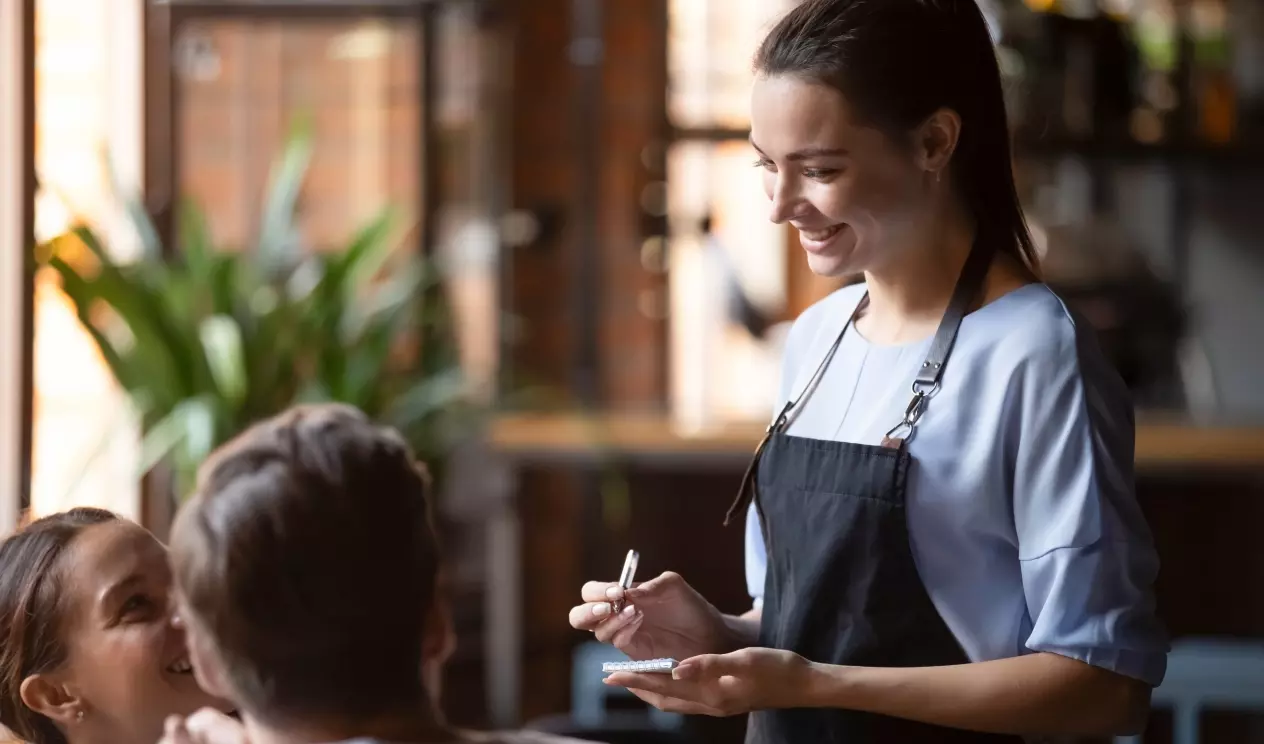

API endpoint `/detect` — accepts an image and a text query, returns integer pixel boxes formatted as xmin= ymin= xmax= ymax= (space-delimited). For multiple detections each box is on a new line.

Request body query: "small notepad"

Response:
xmin=601 ymin=658 xmax=679 ymax=674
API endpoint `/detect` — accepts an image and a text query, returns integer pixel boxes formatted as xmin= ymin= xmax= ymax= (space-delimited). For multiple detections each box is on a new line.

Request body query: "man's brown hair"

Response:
xmin=170 ymin=404 xmax=440 ymax=722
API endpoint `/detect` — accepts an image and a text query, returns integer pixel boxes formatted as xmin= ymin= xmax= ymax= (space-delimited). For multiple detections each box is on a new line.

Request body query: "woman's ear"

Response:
xmin=916 ymin=107 xmax=962 ymax=176
xmin=19 ymin=673 xmax=82 ymax=728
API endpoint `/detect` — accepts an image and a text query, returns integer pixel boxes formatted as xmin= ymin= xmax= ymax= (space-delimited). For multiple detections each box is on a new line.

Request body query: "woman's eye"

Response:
xmin=803 ymin=168 xmax=840 ymax=180
xmin=752 ymin=158 xmax=775 ymax=171
xmin=120 ymin=594 xmax=153 ymax=618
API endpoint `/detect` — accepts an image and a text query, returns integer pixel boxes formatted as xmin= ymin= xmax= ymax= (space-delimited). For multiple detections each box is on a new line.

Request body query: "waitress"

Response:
xmin=569 ymin=0 xmax=1168 ymax=740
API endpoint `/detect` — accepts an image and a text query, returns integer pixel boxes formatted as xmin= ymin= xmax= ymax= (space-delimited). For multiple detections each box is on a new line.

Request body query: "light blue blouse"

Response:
xmin=745 ymin=282 xmax=1169 ymax=686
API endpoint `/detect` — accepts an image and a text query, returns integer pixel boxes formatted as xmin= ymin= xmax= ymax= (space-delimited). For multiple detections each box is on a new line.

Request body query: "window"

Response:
xmin=162 ymin=2 xmax=499 ymax=397
xmin=667 ymin=0 xmax=826 ymax=429
xmin=668 ymin=0 xmax=795 ymax=129
xmin=0 ymin=0 xmax=34 ymax=536
xmin=22 ymin=0 xmax=500 ymax=530
xmin=668 ymin=139 xmax=787 ymax=426
xmin=172 ymin=17 xmax=422 ymax=252
xmin=28 ymin=0 xmax=144 ymax=521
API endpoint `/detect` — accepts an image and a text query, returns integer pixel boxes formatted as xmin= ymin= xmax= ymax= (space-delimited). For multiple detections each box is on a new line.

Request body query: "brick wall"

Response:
xmin=177 ymin=20 xmax=422 ymax=253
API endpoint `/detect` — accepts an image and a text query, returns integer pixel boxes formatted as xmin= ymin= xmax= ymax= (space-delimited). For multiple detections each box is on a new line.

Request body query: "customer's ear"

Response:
xmin=183 ymin=621 xmax=235 ymax=702
xmin=422 ymin=599 xmax=456 ymax=666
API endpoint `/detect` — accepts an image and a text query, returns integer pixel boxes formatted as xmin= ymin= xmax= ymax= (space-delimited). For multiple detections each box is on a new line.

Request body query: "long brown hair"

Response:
xmin=0 ymin=508 xmax=120 ymax=744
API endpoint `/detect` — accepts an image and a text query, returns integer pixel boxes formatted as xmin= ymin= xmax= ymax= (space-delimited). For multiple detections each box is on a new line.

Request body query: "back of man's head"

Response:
xmin=170 ymin=403 xmax=440 ymax=724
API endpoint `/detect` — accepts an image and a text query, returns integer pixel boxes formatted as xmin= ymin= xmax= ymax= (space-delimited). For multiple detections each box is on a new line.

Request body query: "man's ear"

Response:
xmin=19 ymin=673 xmax=82 ymax=727
xmin=421 ymin=595 xmax=456 ymax=667
xmin=184 ymin=623 xmax=234 ymax=703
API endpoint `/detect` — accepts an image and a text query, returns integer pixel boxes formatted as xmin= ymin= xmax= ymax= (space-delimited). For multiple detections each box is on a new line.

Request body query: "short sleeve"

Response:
xmin=1012 ymin=319 xmax=1168 ymax=686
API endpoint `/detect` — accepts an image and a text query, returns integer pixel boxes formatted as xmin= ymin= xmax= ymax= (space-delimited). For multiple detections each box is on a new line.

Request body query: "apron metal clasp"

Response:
xmin=903 ymin=390 xmax=928 ymax=427
xmin=885 ymin=380 xmax=939 ymax=444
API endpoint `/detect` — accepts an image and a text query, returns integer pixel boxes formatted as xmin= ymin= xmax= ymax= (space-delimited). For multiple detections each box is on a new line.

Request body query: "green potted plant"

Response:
xmin=38 ymin=120 xmax=476 ymax=503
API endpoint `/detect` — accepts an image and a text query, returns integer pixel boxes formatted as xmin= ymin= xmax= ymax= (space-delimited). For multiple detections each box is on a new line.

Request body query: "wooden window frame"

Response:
xmin=143 ymin=0 xmax=486 ymax=259
xmin=139 ymin=0 xmax=492 ymax=530
xmin=0 ymin=0 xmax=36 ymax=535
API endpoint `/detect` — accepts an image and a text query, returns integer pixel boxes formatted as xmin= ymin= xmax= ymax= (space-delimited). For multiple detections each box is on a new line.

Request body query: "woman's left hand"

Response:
xmin=603 ymin=647 xmax=813 ymax=717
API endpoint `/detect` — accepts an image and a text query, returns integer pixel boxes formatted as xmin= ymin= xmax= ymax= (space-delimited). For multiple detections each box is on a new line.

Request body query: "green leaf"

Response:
xmin=338 ymin=208 xmax=399 ymax=298
xmin=124 ymin=195 xmax=164 ymax=262
xmin=103 ymin=150 xmax=163 ymax=261
xmin=340 ymin=258 xmax=424 ymax=342
xmin=178 ymin=199 xmax=214 ymax=279
xmin=48 ymin=118 xmax=486 ymax=506
xmin=136 ymin=396 xmax=217 ymax=493
xmin=45 ymin=256 xmax=139 ymax=390
xmin=199 ymin=315 xmax=247 ymax=406
xmin=136 ymin=402 xmax=192 ymax=477
xmin=257 ymin=115 xmax=314 ymax=275
xmin=66 ymin=225 xmax=208 ymax=398
xmin=383 ymin=367 xmax=467 ymax=430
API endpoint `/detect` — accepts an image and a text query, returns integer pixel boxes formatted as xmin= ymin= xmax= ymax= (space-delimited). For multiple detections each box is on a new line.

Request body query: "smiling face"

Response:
xmin=44 ymin=521 xmax=221 ymax=743
xmin=750 ymin=73 xmax=941 ymax=278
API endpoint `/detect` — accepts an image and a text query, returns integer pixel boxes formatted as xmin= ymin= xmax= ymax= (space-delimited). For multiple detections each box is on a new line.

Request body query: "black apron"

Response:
xmin=724 ymin=239 xmax=1026 ymax=744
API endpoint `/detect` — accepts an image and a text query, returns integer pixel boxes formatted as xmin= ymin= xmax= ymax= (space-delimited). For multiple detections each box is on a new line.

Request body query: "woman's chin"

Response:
xmin=804 ymin=250 xmax=860 ymax=279
xmin=801 ymin=231 xmax=861 ymax=278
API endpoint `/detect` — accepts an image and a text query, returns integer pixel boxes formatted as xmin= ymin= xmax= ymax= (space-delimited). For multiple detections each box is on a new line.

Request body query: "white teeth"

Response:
xmin=801 ymin=224 xmax=843 ymax=241
xmin=168 ymin=659 xmax=193 ymax=674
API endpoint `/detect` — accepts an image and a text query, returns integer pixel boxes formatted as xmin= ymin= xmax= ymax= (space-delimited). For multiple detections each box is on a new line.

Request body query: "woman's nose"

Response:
xmin=767 ymin=177 xmax=800 ymax=224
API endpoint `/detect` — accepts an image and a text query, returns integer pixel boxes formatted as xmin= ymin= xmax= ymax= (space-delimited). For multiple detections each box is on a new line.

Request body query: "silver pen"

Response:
xmin=611 ymin=549 xmax=639 ymax=615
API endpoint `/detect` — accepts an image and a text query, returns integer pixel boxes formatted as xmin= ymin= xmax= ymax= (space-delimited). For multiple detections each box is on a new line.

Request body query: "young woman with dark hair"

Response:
xmin=0 ymin=509 xmax=226 ymax=744
xmin=572 ymin=1 xmax=1167 ymax=740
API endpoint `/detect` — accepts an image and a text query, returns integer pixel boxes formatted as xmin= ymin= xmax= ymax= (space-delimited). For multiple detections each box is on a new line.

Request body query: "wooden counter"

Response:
xmin=488 ymin=411 xmax=1264 ymax=470
xmin=478 ymin=411 xmax=1264 ymax=731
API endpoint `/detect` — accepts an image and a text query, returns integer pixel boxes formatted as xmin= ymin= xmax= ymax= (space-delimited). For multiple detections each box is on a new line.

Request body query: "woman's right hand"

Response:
xmin=568 ymin=571 xmax=733 ymax=661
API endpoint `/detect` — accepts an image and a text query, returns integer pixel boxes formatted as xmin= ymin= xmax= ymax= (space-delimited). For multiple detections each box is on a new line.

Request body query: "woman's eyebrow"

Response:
xmin=750 ymin=139 xmax=849 ymax=161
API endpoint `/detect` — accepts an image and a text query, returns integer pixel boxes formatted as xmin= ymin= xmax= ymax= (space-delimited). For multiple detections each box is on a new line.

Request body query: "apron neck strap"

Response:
xmin=914 ymin=232 xmax=998 ymax=392
xmin=723 ymin=236 xmax=996 ymax=527
xmin=883 ymin=234 xmax=996 ymax=443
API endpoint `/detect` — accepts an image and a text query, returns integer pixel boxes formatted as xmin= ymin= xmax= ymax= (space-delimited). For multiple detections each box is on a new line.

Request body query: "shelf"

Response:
xmin=1014 ymin=136 xmax=1264 ymax=166
xmin=665 ymin=127 xmax=1264 ymax=166
xmin=488 ymin=411 xmax=1264 ymax=471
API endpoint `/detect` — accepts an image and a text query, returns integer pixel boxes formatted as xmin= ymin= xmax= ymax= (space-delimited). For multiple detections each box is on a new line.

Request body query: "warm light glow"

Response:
xmin=667 ymin=0 xmax=798 ymax=428
xmin=30 ymin=0 xmax=141 ymax=521
xmin=668 ymin=0 xmax=796 ymax=128
xmin=1022 ymin=0 xmax=1058 ymax=11
xmin=668 ymin=140 xmax=787 ymax=430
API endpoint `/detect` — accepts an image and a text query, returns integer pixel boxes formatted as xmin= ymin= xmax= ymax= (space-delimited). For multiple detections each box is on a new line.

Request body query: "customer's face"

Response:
xmin=26 ymin=522 xmax=224 ymax=744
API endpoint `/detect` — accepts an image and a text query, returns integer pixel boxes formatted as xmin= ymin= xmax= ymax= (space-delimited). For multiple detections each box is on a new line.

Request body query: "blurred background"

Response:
xmin=2 ymin=0 xmax=1264 ymax=742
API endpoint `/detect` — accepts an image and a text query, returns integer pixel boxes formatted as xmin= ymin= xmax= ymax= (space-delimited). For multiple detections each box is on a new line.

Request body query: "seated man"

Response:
xmin=164 ymin=403 xmax=589 ymax=744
